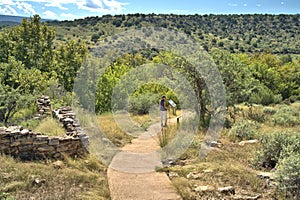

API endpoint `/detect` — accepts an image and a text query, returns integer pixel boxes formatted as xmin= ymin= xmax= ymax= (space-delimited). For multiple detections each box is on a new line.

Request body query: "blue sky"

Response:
xmin=0 ymin=0 xmax=299 ymax=20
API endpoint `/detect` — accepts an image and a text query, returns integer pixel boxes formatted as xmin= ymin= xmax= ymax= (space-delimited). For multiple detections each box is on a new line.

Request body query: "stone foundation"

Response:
xmin=0 ymin=97 xmax=90 ymax=160
xmin=0 ymin=126 xmax=88 ymax=160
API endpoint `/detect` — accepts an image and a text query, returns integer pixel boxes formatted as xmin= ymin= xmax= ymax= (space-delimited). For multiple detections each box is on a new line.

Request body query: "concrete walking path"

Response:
xmin=107 ymin=121 xmax=182 ymax=200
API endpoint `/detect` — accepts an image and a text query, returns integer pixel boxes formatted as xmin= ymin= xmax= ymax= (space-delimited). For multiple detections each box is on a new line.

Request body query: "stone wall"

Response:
xmin=35 ymin=96 xmax=52 ymax=119
xmin=0 ymin=126 xmax=88 ymax=160
xmin=0 ymin=97 xmax=90 ymax=160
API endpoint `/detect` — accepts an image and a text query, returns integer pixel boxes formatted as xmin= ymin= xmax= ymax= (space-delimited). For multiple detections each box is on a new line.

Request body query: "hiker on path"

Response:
xmin=160 ymin=95 xmax=168 ymax=127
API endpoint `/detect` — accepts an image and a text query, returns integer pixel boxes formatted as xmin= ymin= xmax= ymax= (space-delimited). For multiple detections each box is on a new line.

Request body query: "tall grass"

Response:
xmin=35 ymin=117 xmax=66 ymax=136
xmin=97 ymin=113 xmax=133 ymax=147
xmin=158 ymin=125 xmax=179 ymax=148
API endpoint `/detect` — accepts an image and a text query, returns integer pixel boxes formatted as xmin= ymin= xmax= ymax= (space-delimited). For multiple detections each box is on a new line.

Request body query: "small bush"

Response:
xmin=276 ymin=152 xmax=300 ymax=198
xmin=254 ymin=131 xmax=295 ymax=169
xmin=128 ymin=94 xmax=157 ymax=115
xmin=262 ymin=107 xmax=277 ymax=115
xmin=249 ymin=85 xmax=282 ymax=105
xmin=245 ymin=106 xmax=266 ymax=123
xmin=228 ymin=120 xmax=258 ymax=142
xmin=271 ymin=106 xmax=300 ymax=126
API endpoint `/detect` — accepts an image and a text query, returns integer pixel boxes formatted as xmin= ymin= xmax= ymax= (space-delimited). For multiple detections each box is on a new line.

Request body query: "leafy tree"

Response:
xmin=0 ymin=15 xmax=56 ymax=72
xmin=55 ymin=40 xmax=88 ymax=92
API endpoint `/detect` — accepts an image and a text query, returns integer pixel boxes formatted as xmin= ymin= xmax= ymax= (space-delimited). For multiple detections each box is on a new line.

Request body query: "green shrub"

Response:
xmin=271 ymin=106 xmax=300 ymax=126
xmin=254 ymin=131 xmax=296 ymax=169
xmin=276 ymin=152 xmax=300 ymax=198
xmin=249 ymin=85 xmax=282 ymax=105
xmin=279 ymin=134 xmax=300 ymax=159
xmin=228 ymin=120 xmax=258 ymax=142
xmin=128 ymin=94 xmax=157 ymax=115
xmin=245 ymin=105 xmax=266 ymax=122
xmin=262 ymin=106 xmax=277 ymax=115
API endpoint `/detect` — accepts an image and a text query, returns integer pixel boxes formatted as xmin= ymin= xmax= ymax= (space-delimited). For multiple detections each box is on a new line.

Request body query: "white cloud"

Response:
xmin=16 ymin=2 xmax=37 ymax=15
xmin=0 ymin=5 xmax=18 ymax=15
xmin=0 ymin=0 xmax=128 ymax=19
xmin=77 ymin=0 xmax=127 ymax=13
xmin=45 ymin=0 xmax=68 ymax=11
xmin=281 ymin=2 xmax=285 ymax=5
xmin=243 ymin=4 xmax=247 ymax=7
xmin=256 ymin=4 xmax=261 ymax=7
xmin=43 ymin=10 xmax=57 ymax=19
xmin=1 ymin=0 xmax=15 ymax=6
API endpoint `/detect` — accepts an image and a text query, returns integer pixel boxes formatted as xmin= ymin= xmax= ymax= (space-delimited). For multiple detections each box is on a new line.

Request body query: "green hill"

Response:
xmin=49 ymin=13 xmax=300 ymax=54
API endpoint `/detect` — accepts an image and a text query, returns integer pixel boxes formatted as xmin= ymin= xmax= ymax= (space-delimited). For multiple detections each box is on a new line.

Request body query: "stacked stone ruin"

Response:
xmin=52 ymin=106 xmax=89 ymax=148
xmin=0 ymin=126 xmax=88 ymax=160
xmin=35 ymin=96 xmax=52 ymax=119
xmin=0 ymin=97 xmax=90 ymax=160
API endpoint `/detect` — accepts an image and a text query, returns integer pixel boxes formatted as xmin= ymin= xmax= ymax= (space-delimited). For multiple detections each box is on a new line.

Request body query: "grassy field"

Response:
xmin=158 ymin=101 xmax=300 ymax=199
xmin=1 ymin=102 xmax=299 ymax=199
xmin=0 ymin=155 xmax=110 ymax=200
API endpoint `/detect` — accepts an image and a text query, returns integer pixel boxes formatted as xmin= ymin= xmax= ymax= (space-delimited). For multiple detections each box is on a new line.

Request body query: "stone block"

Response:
xmin=10 ymin=141 xmax=21 ymax=147
xmin=37 ymin=146 xmax=55 ymax=152
xmin=48 ymin=138 xmax=59 ymax=146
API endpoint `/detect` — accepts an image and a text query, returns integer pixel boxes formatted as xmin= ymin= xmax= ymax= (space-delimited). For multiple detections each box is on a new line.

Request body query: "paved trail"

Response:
xmin=107 ymin=121 xmax=182 ymax=200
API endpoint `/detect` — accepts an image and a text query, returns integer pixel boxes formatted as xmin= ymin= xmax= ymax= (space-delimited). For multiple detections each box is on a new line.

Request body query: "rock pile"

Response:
xmin=0 ymin=97 xmax=90 ymax=160
xmin=36 ymin=96 xmax=52 ymax=118
xmin=0 ymin=126 xmax=87 ymax=160
xmin=52 ymin=106 xmax=89 ymax=149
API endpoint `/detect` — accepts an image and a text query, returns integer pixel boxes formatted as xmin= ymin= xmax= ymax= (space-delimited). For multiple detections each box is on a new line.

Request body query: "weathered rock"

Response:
xmin=0 ymin=99 xmax=89 ymax=161
xmin=233 ymin=194 xmax=261 ymax=200
xmin=203 ymin=169 xmax=213 ymax=173
xmin=168 ymin=172 xmax=179 ymax=179
xmin=194 ymin=185 xmax=215 ymax=193
xmin=186 ymin=172 xmax=201 ymax=179
xmin=48 ymin=138 xmax=59 ymax=146
xmin=20 ymin=129 xmax=30 ymax=134
xmin=239 ymin=140 xmax=259 ymax=146
xmin=32 ymin=178 xmax=46 ymax=187
xmin=53 ymin=160 xmax=64 ymax=169
xmin=218 ymin=186 xmax=235 ymax=195
xmin=257 ymin=172 xmax=275 ymax=180
xmin=37 ymin=146 xmax=55 ymax=152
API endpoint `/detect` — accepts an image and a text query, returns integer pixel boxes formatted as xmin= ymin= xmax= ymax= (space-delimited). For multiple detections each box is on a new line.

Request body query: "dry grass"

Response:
xmin=158 ymin=125 xmax=178 ymax=148
xmin=167 ymin=135 xmax=271 ymax=199
xmin=97 ymin=113 xmax=133 ymax=147
xmin=163 ymin=103 xmax=300 ymax=199
xmin=0 ymin=154 xmax=110 ymax=200
xmin=34 ymin=117 xmax=66 ymax=136
xmin=97 ymin=112 xmax=162 ymax=146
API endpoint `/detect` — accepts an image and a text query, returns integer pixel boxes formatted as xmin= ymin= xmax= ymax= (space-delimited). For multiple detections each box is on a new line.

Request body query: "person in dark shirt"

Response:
xmin=160 ymin=95 xmax=168 ymax=127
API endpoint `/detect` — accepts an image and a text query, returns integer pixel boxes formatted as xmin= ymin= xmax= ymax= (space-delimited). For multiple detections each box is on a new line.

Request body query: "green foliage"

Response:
xmin=270 ymin=133 xmax=300 ymax=197
xmin=228 ymin=120 xmax=258 ymax=142
xmin=249 ymin=84 xmax=282 ymax=105
xmin=262 ymin=106 xmax=277 ymax=115
xmin=128 ymin=93 xmax=157 ymax=115
xmin=271 ymin=106 xmax=300 ymax=126
xmin=0 ymin=15 xmax=87 ymax=125
xmin=0 ymin=15 xmax=56 ymax=72
xmin=0 ymin=192 xmax=14 ymax=200
xmin=276 ymin=152 xmax=300 ymax=198
xmin=254 ymin=131 xmax=297 ymax=168
xmin=211 ymin=49 xmax=253 ymax=105
xmin=244 ymin=105 xmax=266 ymax=123
xmin=95 ymin=53 xmax=147 ymax=113
xmin=51 ymin=14 xmax=300 ymax=54
xmin=55 ymin=40 xmax=88 ymax=92
xmin=0 ymin=85 xmax=34 ymax=126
